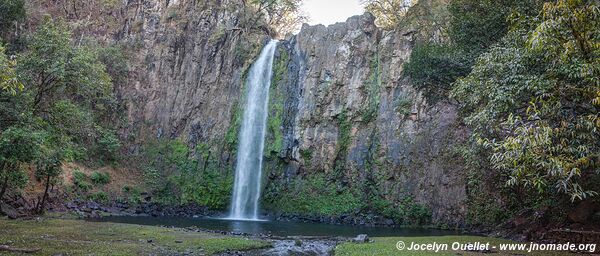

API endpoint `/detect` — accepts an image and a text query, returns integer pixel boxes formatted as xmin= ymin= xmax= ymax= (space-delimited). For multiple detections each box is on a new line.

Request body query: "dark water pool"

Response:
xmin=91 ymin=216 xmax=461 ymax=238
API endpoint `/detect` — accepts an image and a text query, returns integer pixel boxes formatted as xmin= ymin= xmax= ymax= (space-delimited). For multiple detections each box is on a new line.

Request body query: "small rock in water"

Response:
xmin=175 ymin=240 xmax=183 ymax=243
xmin=353 ymin=234 xmax=369 ymax=243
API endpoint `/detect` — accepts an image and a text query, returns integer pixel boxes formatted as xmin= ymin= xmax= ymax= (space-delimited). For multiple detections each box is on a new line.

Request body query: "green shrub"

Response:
xmin=88 ymin=191 xmax=109 ymax=203
xmin=175 ymin=170 xmax=233 ymax=210
xmin=97 ymin=129 xmax=121 ymax=162
xmin=263 ymin=174 xmax=363 ymax=216
xmin=90 ymin=171 xmax=110 ymax=185
xmin=72 ymin=170 xmax=92 ymax=191
xmin=403 ymin=43 xmax=470 ymax=103
xmin=371 ymin=196 xmax=431 ymax=226
xmin=394 ymin=96 xmax=412 ymax=116
xmin=122 ymin=185 xmax=142 ymax=204
xmin=299 ymin=149 xmax=313 ymax=162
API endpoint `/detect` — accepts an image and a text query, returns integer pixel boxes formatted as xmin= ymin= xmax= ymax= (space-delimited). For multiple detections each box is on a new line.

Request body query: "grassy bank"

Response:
xmin=0 ymin=217 xmax=269 ymax=255
xmin=335 ymin=236 xmax=580 ymax=256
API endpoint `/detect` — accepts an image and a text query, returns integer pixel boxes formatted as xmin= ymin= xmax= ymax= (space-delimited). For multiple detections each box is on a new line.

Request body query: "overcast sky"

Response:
xmin=302 ymin=0 xmax=365 ymax=26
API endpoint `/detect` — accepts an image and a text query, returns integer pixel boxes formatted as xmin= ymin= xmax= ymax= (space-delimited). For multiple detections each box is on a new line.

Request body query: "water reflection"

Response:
xmin=229 ymin=219 xmax=265 ymax=234
xmin=92 ymin=216 xmax=462 ymax=238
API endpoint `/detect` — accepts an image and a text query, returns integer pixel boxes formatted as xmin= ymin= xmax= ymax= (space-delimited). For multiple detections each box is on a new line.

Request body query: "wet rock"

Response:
xmin=118 ymin=0 xmax=466 ymax=228
xmin=352 ymin=234 xmax=369 ymax=243
xmin=1 ymin=204 xmax=20 ymax=219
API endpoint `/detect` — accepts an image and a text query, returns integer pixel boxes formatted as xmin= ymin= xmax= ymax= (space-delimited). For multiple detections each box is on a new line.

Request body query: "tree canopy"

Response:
xmin=452 ymin=0 xmax=600 ymax=201
xmin=363 ymin=0 xmax=414 ymax=29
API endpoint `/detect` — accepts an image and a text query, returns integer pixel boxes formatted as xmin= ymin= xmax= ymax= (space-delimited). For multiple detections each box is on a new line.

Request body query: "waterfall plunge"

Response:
xmin=229 ymin=40 xmax=278 ymax=220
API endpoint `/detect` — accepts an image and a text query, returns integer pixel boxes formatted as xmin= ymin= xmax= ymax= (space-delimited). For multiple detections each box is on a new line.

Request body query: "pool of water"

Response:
xmin=92 ymin=216 xmax=461 ymax=238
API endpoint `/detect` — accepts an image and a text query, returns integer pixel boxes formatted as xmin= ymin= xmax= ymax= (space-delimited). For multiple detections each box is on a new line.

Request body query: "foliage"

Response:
xmin=333 ymin=111 xmax=352 ymax=178
xmin=17 ymin=19 xmax=111 ymax=112
xmin=404 ymin=0 xmax=541 ymax=103
xmin=245 ymin=0 xmax=307 ymax=36
xmin=97 ymin=44 xmax=129 ymax=87
xmin=394 ymin=95 xmax=412 ymax=116
xmin=265 ymin=49 xmax=288 ymax=156
xmin=0 ymin=126 xmax=43 ymax=199
xmin=447 ymin=0 xmax=541 ymax=54
xmin=362 ymin=0 xmax=414 ymax=29
xmin=0 ymin=0 xmax=25 ymax=36
xmin=371 ymin=196 xmax=431 ymax=225
xmin=361 ymin=51 xmax=381 ymax=123
xmin=88 ymin=191 xmax=109 ymax=203
xmin=35 ymin=152 xmax=63 ymax=184
xmin=90 ymin=171 xmax=110 ymax=185
xmin=122 ymin=185 xmax=142 ymax=205
xmin=263 ymin=173 xmax=363 ymax=216
xmin=175 ymin=169 xmax=233 ymax=210
xmin=403 ymin=43 xmax=470 ymax=103
xmin=96 ymin=128 xmax=121 ymax=162
xmin=225 ymin=104 xmax=243 ymax=151
xmin=72 ymin=170 xmax=92 ymax=192
xmin=1 ymin=18 xmax=123 ymax=167
xmin=35 ymin=151 xmax=64 ymax=213
xmin=299 ymin=149 xmax=312 ymax=162
xmin=452 ymin=0 xmax=600 ymax=201
xmin=142 ymin=139 xmax=234 ymax=209
xmin=0 ymin=44 xmax=23 ymax=95
xmin=47 ymin=100 xmax=95 ymax=145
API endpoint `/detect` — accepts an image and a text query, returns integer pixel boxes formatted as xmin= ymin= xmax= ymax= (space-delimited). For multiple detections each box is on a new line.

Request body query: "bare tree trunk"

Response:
xmin=0 ymin=173 xmax=8 ymax=203
xmin=37 ymin=174 xmax=51 ymax=214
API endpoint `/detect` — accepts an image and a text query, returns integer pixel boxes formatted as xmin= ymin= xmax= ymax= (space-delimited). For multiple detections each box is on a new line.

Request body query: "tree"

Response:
xmin=17 ymin=18 xmax=111 ymax=113
xmin=362 ymin=0 xmax=414 ymax=29
xmin=0 ymin=127 xmax=42 ymax=201
xmin=0 ymin=44 xmax=22 ymax=95
xmin=452 ymin=0 xmax=600 ymax=201
xmin=35 ymin=151 xmax=63 ymax=213
xmin=245 ymin=0 xmax=307 ymax=37
xmin=404 ymin=0 xmax=542 ymax=103
xmin=0 ymin=0 xmax=25 ymax=37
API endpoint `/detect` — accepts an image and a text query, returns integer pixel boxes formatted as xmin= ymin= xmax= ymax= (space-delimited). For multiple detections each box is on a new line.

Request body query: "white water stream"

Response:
xmin=229 ymin=40 xmax=278 ymax=220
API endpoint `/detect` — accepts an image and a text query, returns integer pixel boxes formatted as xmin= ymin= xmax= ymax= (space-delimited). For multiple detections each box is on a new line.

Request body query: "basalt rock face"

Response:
xmin=118 ymin=0 xmax=266 ymax=156
xmin=120 ymin=0 xmax=466 ymax=226
xmin=263 ymin=12 xmax=467 ymax=226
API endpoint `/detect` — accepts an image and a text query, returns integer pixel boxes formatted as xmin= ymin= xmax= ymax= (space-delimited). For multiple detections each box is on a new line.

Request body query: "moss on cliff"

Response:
xmin=263 ymin=173 xmax=362 ymax=216
xmin=361 ymin=49 xmax=382 ymax=124
xmin=264 ymin=48 xmax=289 ymax=157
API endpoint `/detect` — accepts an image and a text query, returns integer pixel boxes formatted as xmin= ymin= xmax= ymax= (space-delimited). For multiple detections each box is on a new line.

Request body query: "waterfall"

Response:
xmin=229 ymin=40 xmax=278 ymax=220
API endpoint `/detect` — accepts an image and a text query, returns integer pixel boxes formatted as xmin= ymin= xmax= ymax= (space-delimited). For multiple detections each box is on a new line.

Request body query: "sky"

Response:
xmin=302 ymin=0 xmax=365 ymax=26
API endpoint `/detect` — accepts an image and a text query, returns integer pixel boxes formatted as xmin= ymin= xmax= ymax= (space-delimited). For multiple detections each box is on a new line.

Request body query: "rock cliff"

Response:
xmin=120 ymin=0 xmax=467 ymax=226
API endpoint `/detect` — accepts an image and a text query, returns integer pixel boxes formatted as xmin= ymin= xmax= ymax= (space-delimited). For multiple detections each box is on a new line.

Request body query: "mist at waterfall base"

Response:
xmin=228 ymin=40 xmax=278 ymax=221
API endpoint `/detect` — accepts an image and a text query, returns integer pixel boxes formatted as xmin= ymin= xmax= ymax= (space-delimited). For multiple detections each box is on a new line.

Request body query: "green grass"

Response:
xmin=0 ymin=218 xmax=270 ymax=255
xmin=334 ymin=236 xmax=576 ymax=256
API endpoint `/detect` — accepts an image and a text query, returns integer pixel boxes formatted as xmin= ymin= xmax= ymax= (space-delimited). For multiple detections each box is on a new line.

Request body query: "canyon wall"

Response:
xmin=120 ymin=0 xmax=467 ymax=226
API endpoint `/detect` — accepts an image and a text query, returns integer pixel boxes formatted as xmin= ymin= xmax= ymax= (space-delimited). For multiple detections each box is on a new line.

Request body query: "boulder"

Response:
xmin=1 ymin=204 xmax=20 ymax=219
xmin=353 ymin=234 xmax=369 ymax=243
